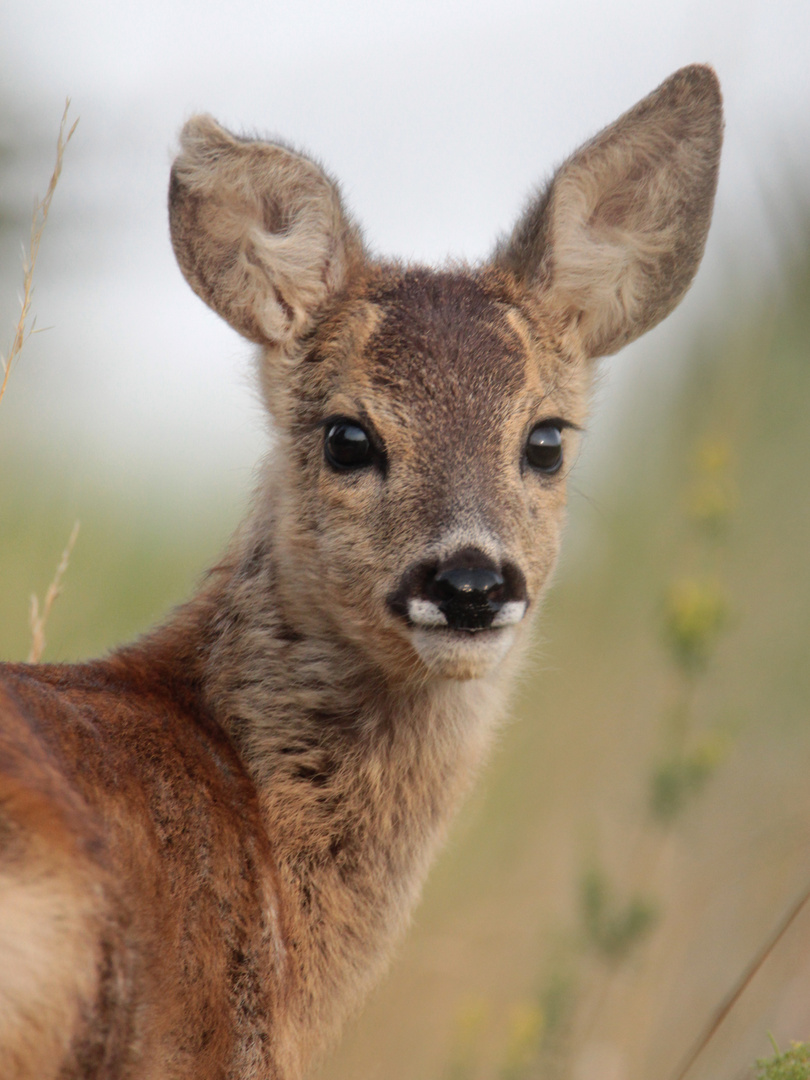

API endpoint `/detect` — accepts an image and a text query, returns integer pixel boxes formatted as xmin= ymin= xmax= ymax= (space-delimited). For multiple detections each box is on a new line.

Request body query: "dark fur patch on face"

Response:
xmin=364 ymin=269 xmax=527 ymax=403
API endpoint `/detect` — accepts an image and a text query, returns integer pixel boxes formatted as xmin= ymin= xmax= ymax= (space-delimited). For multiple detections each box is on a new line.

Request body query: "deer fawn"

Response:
xmin=0 ymin=66 xmax=722 ymax=1079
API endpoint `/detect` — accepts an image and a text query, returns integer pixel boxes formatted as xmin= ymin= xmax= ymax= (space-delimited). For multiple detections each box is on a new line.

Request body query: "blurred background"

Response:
xmin=1 ymin=2 xmax=809 ymax=1078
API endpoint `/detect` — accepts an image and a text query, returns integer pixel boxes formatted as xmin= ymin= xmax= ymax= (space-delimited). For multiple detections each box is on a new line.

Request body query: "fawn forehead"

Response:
xmin=305 ymin=268 xmax=578 ymax=445
xmin=365 ymin=269 xmax=528 ymax=417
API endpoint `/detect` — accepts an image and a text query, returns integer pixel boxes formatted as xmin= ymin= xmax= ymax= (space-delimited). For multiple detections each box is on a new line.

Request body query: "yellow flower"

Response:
xmin=663 ymin=578 xmax=729 ymax=671
xmin=502 ymin=1001 xmax=545 ymax=1075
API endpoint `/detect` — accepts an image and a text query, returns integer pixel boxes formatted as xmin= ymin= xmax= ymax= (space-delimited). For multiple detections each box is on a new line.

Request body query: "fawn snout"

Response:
xmin=388 ymin=547 xmax=528 ymax=633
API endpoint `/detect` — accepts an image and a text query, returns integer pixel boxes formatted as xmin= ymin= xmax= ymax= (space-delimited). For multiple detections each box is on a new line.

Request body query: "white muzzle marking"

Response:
xmin=490 ymin=600 xmax=527 ymax=628
xmin=407 ymin=598 xmax=527 ymax=630
xmin=407 ymin=599 xmax=448 ymax=628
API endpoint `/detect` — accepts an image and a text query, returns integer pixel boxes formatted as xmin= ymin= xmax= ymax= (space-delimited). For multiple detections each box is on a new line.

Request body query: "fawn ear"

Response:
xmin=169 ymin=116 xmax=359 ymax=346
xmin=495 ymin=65 xmax=723 ymax=359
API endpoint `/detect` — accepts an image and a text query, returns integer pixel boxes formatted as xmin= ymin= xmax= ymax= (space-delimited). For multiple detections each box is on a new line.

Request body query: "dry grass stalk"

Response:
xmin=670 ymin=880 xmax=810 ymax=1080
xmin=0 ymin=99 xmax=77 ymax=409
xmin=28 ymin=520 xmax=80 ymax=663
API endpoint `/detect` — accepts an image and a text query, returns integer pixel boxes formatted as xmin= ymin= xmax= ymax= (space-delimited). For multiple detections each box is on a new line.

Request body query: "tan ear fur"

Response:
xmin=496 ymin=65 xmax=723 ymax=358
xmin=169 ymin=116 xmax=361 ymax=345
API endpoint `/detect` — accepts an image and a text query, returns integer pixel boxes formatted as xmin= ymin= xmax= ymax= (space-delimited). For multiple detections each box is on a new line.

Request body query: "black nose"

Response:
xmin=431 ymin=567 xmax=505 ymax=629
xmin=426 ymin=555 xmax=512 ymax=631
xmin=387 ymin=547 xmax=527 ymax=632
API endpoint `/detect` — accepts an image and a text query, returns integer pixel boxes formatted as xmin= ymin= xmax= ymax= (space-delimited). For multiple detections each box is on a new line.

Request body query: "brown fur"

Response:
xmin=0 ymin=66 xmax=722 ymax=1079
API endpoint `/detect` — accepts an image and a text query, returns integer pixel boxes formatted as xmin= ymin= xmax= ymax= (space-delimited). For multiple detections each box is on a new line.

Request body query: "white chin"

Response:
xmin=410 ymin=625 xmax=517 ymax=680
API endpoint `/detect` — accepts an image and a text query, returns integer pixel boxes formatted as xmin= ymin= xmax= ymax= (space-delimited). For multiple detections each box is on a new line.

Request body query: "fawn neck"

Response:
xmin=160 ymin=477 xmax=523 ymax=1065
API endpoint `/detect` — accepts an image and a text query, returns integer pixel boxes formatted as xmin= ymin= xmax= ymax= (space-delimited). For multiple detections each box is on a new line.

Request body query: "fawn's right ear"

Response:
xmin=169 ymin=117 xmax=360 ymax=347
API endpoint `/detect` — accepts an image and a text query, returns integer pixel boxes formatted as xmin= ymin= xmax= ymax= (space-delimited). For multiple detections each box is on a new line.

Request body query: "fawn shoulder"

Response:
xmin=0 ymin=66 xmax=722 ymax=1080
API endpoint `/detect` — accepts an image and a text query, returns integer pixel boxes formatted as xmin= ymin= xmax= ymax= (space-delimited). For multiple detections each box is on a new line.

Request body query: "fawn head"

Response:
xmin=169 ymin=66 xmax=722 ymax=683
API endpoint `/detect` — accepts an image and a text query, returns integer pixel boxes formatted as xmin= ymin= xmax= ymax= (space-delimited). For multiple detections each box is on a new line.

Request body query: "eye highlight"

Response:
xmin=324 ymin=420 xmax=374 ymax=470
xmin=526 ymin=422 xmax=564 ymax=474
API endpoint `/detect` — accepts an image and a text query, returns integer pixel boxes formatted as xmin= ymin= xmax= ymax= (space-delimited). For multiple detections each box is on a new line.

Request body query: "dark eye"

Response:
xmin=526 ymin=423 xmax=563 ymax=474
xmin=324 ymin=420 xmax=373 ymax=470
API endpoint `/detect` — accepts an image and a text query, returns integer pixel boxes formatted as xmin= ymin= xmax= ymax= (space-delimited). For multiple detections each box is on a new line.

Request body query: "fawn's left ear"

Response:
xmin=495 ymin=65 xmax=723 ymax=359
xmin=169 ymin=116 xmax=361 ymax=347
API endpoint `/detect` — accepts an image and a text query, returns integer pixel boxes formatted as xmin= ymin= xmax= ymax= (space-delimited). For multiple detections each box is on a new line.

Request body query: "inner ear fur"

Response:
xmin=169 ymin=116 xmax=362 ymax=346
xmin=495 ymin=65 xmax=723 ymax=359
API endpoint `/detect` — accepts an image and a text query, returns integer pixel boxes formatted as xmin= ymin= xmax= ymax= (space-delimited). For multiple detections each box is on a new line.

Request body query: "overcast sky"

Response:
xmin=1 ymin=0 xmax=808 ymax=492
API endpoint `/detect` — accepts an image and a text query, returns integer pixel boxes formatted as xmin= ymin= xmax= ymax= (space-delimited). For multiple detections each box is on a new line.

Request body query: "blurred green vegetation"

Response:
xmin=0 ymin=454 xmax=242 ymax=661
xmin=757 ymin=1041 xmax=810 ymax=1080
xmin=2 ymin=202 xmax=810 ymax=1079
